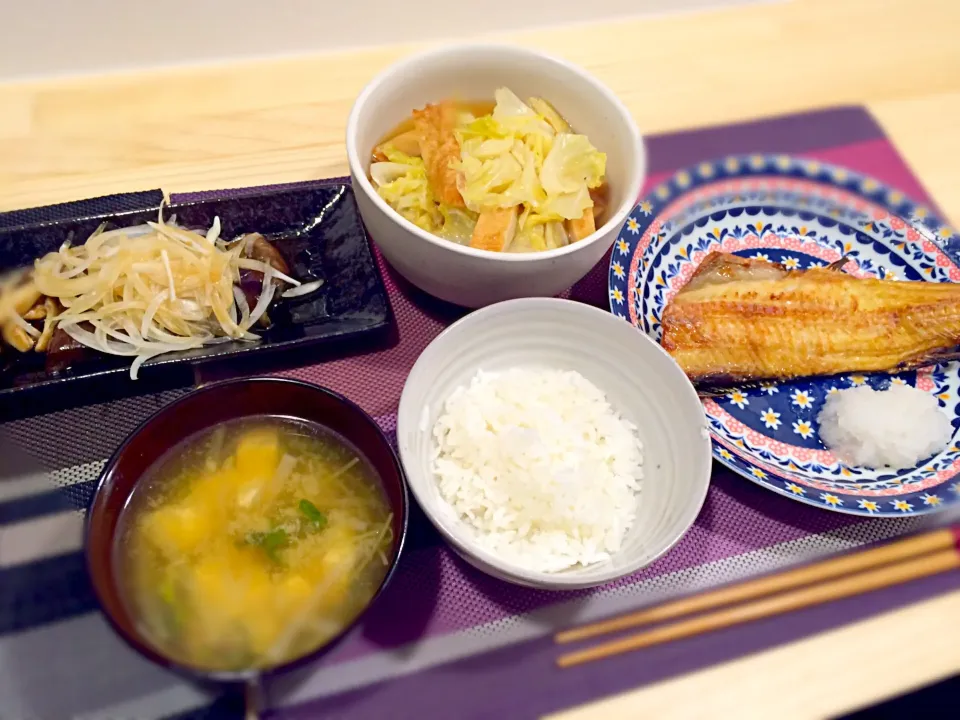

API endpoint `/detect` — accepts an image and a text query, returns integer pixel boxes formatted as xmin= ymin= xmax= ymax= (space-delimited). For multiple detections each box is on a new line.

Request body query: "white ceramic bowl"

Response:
xmin=346 ymin=44 xmax=646 ymax=308
xmin=397 ymin=299 xmax=712 ymax=590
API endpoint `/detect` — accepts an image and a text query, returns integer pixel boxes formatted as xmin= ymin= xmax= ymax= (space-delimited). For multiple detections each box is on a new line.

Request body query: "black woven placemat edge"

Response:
xmin=0 ymin=189 xmax=165 ymax=233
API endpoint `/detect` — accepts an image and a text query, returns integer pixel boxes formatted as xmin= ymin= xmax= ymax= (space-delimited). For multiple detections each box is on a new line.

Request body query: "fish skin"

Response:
xmin=660 ymin=252 xmax=960 ymax=384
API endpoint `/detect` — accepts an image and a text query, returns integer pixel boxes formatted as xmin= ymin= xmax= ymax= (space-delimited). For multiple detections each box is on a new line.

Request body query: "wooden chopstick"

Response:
xmin=557 ymin=544 xmax=960 ymax=668
xmin=244 ymin=680 xmax=260 ymax=720
xmin=556 ymin=527 xmax=957 ymax=644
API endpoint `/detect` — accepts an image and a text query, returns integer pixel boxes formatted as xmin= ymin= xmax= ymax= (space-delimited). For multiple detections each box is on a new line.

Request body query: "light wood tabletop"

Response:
xmin=2 ymin=0 xmax=960 ymax=223
xmin=1 ymin=0 xmax=959 ymax=717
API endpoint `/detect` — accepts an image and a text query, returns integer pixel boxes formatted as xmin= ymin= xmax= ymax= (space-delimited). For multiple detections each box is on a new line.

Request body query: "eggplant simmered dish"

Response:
xmin=0 ymin=214 xmax=322 ymax=379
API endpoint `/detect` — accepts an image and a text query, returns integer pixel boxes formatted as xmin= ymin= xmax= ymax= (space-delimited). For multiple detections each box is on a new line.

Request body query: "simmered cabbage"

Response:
xmin=370 ymin=156 xmax=440 ymax=232
xmin=369 ymin=88 xmax=607 ymax=252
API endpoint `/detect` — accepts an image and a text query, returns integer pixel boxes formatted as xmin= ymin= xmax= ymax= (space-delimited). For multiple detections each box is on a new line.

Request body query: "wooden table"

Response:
xmin=1 ymin=0 xmax=958 ymax=716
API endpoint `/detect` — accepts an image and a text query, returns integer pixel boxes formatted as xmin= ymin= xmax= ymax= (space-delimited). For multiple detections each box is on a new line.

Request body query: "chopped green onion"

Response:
xmin=298 ymin=499 xmax=327 ymax=530
xmin=246 ymin=528 xmax=288 ymax=563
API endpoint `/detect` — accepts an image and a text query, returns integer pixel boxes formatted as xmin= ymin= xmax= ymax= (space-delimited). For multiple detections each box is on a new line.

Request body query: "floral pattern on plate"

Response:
xmin=609 ymin=154 xmax=960 ymax=516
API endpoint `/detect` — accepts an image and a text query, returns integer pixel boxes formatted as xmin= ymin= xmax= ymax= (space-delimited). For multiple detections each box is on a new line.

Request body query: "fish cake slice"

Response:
xmin=566 ymin=207 xmax=596 ymax=242
xmin=372 ymin=130 xmax=422 ymax=162
xmin=471 ymin=207 xmax=519 ymax=252
xmin=413 ymin=102 xmax=465 ymax=208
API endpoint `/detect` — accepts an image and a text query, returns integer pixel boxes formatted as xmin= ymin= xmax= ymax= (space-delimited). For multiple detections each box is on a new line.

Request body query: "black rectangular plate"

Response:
xmin=0 ymin=185 xmax=393 ymax=419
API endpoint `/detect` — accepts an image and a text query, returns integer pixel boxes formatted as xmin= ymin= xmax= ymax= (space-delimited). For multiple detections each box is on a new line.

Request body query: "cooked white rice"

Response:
xmin=431 ymin=368 xmax=643 ymax=573
xmin=817 ymin=384 xmax=952 ymax=469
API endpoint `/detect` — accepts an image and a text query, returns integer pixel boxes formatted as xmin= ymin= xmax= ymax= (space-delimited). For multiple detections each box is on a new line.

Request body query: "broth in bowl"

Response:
xmin=114 ymin=416 xmax=393 ymax=672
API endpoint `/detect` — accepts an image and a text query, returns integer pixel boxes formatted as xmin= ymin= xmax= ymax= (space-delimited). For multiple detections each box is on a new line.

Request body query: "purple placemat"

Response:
xmin=174 ymin=106 xmax=960 ymax=719
xmin=1 ymin=106 xmax=956 ymax=720
xmin=278 ymin=570 xmax=960 ymax=720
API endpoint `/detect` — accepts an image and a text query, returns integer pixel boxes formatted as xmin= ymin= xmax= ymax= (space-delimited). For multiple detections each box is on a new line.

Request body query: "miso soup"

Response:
xmin=114 ymin=416 xmax=393 ymax=672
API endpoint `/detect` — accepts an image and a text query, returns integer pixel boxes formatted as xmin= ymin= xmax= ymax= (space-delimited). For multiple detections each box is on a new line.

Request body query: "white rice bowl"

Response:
xmin=430 ymin=367 xmax=644 ymax=574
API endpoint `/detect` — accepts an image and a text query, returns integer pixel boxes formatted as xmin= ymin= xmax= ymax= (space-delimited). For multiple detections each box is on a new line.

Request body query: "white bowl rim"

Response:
xmin=346 ymin=43 xmax=646 ymax=264
xmin=397 ymin=297 xmax=713 ymax=588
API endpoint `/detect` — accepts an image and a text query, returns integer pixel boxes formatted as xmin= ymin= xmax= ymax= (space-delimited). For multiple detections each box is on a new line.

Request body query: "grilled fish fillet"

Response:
xmin=661 ymin=252 xmax=960 ymax=384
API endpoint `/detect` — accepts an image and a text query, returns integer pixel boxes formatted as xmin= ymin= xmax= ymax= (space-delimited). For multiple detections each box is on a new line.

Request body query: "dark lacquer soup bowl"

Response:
xmin=84 ymin=377 xmax=408 ymax=684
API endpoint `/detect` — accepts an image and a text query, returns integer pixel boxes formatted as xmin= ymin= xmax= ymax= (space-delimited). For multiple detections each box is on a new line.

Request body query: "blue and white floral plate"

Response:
xmin=608 ymin=154 xmax=960 ymax=516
